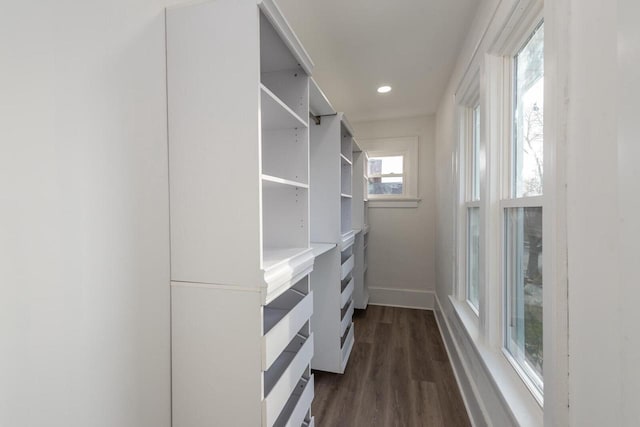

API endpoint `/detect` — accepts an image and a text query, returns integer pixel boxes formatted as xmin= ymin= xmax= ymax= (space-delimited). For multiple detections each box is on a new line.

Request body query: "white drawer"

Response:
xmin=340 ymin=299 xmax=354 ymax=337
xmin=340 ymin=255 xmax=354 ymax=280
xmin=340 ymin=278 xmax=354 ymax=309
xmin=274 ymin=374 xmax=315 ymax=427
xmin=263 ymin=335 xmax=314 ymax=427
xmin=263 ymin=290 xmax=314 ymax=370
xmin=340 ymin=323 xmax=355 ymax=372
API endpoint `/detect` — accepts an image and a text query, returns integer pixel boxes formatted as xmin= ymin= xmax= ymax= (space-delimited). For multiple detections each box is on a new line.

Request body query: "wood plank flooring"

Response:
xmin=312 ymin=305 xmax=471 ymax=427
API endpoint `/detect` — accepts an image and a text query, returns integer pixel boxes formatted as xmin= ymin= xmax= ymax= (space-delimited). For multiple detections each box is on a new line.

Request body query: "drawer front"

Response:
xmin=340 ymin=278 xmax=354 ymax=309
xmin=340 ymin=255 xmax=354 ymax=280
xmin=263 ymin=291 xmax=314 ymax=370
xmin=341 ymin=323 xmax=355 ymax=369
xmin=340 ymin=299 xmax=354 ymax=337
xmin=282 ymin=375 xmax=314 ymax=427
xmin=263 ymin=335 xmax=314 ymax=427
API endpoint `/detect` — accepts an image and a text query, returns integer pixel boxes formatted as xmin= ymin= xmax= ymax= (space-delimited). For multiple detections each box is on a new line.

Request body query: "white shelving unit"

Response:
xmin=352 ymin=143 xmax=370 ymax=309
xmin=308 ymin=79 xmax=356 ymax=373
xmin=166 ymin=1 xmax=316 ymax=425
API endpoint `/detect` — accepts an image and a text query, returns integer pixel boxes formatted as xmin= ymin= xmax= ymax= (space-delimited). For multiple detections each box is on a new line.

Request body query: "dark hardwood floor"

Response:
xmin=312 ymin=305 xmax=471 ymax=427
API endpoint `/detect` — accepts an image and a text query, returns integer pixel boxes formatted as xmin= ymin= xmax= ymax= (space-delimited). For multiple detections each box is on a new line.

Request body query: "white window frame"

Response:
xmin=455 ymin=76 xmax=482 ymax=317
xmin=359 ymin=136 xmax=419 ymax=208
xmin=498 ymin=16 xmax=545 ymax=404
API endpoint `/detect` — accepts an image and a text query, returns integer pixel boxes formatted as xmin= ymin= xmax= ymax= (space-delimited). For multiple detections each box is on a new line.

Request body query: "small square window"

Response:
xmin=368 ymin=155 xmax=404 ymax=195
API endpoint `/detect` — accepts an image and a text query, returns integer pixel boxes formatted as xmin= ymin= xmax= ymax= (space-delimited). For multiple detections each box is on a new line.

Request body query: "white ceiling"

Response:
xmin=276 ymin=0 xmax=480 ymax=122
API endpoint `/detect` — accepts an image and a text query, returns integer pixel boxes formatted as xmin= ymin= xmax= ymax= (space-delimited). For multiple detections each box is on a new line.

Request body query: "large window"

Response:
xmin=503 ymin=21 xmax=544 ymax=396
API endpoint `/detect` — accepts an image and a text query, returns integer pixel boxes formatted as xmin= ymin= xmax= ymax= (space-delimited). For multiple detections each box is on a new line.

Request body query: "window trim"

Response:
xmin=359 ymin=136 xmax=419 ymax=205
xmin=455 ymin=67 xmax=482 ymax=318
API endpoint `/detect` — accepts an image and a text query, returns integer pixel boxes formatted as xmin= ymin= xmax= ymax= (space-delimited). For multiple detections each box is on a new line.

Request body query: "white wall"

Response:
xmin=618 ymin=0 xmax=640 ymax=423
xmin=0 ymin=1 xmax=172 ymax=426
xmin=352 ymin=115 xmax=436 ymax=309
xmin=565 ymin=0 xmax=640 ymax=424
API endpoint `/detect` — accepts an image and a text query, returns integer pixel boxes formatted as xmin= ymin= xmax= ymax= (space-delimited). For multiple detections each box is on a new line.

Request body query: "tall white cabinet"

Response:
xmin=352 ymin=145 xmax=370 ymax=309
xmin=166 ymin=1 xmax=316 ymax=425
xmin=308 ymin=81 xmax=357 ymax=373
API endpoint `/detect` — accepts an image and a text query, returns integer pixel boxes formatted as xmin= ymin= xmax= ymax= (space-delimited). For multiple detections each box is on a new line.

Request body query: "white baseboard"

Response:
xmin=434 ymin=295 xmax=488 ymax=427
xmin=434 ymin=294 xmax=537 ymax=427
xmin=367 ymin=287 xmax=434 ymax=310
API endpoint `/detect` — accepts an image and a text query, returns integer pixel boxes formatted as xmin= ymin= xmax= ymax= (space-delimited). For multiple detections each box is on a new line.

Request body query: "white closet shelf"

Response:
xmin=261 ymin=84 xmax=308 ymax=130
xmin=340 ymin=231 xmax=356 ymax=251
xmin=340 ymin=153 xmax=352 ymax=165
xmin=310 ymin=243 xmax=336 ymax=258
xmin=263 ymin=247 xmax=315 ymax=303
xmin=340 ymin=193 xmax=352 ymax=199
xmin=262 ymin=174 xmax=309 ymax=189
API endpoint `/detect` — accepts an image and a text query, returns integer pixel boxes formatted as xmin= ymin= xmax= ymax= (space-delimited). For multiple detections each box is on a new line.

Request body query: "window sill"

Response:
xmin=368 ymin=197 xmax=421 ymax=208
xmin=448 ymin=295 xmax=543 ymax=426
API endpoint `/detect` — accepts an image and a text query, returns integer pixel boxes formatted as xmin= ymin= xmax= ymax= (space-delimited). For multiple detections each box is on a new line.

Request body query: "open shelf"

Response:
xmin=262 ymin=174 xmax=309 ymax=189
xmin=262 ymin=127 xmax=308 ymax=185
xmin=263 ymin=247 xmax=312 ymax=272
xmin=341 ymin=198 xmax=352 ymax=235
xmin=340 ymin=125 xmax=353 ymax=162
xmin=340 ymin=153 xmax=352 ymax=165
xmin=261 ymin=84 xmax=308 ymax=130
xmin=262 ymin=180 xmax=308 ymax=259
xmin=310 ymin=242 xmax=336 ymax=258
xmin=340 ymin=230 xmax=355 ymax=251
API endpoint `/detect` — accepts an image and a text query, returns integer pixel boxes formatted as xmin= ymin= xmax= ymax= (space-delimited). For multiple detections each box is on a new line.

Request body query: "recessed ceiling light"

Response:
xmin=377 ymin=85 xmax=392 ymax=94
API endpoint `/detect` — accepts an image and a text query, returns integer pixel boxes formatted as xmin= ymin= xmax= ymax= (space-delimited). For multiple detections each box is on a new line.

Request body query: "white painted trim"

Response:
xmin=367 ymin=287 xmax=434 ymax=310
xmin=434 ymin=296 xmax=488 ymax=427
xmin=358 ymin=136 xmax=420 ymax=200
xmin=368 ymin=199 xmax=420 ymax=208
xmin=436 ymin=294 xmax=544 ymax=426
